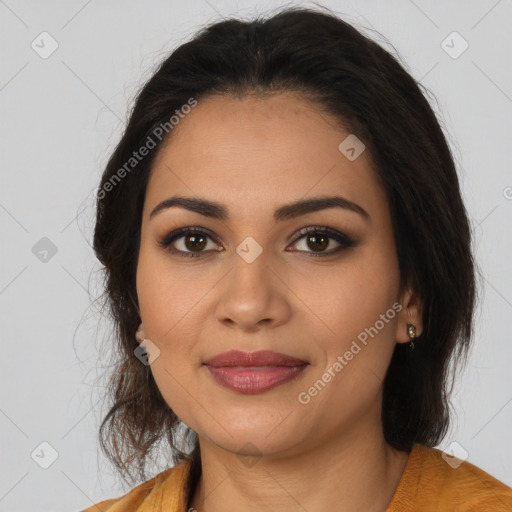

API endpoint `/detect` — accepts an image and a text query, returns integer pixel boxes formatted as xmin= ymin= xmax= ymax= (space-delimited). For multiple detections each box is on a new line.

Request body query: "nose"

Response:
xmin=214 ymin=251 xmax=292 ymax=333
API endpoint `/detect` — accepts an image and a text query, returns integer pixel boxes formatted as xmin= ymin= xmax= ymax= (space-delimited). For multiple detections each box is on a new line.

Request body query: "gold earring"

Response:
xmin=407 ymin=324 xmax=417 ymax=350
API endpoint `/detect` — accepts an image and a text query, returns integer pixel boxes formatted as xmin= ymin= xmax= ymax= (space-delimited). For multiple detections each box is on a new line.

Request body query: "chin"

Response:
xmin=194 ymin=414 xmax=309 ymax=459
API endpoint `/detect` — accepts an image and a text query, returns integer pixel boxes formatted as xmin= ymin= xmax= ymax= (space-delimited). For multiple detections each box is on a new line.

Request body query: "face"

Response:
xmin=136 ymin=93 xmax=421 ymax=458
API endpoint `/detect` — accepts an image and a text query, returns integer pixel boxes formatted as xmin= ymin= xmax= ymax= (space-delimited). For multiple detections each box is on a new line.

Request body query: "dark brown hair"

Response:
xmin=92 ymin=5 xmax=478 ymax=491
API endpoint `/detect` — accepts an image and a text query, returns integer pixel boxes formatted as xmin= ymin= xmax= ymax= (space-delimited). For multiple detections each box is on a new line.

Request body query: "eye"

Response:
xmin=158 ymin=227 xmax=221 ymax=258
xmin=288 ymin=226 xmax=355 ymax=257
xmin=158 ymin=225 xmax=355 ymax=259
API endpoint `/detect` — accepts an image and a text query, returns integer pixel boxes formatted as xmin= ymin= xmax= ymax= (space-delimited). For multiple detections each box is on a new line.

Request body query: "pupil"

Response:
xmin=186 ymin=235 xmax=206 ymax=251
xmin=308 ymin=234 xmax=328 ymax=251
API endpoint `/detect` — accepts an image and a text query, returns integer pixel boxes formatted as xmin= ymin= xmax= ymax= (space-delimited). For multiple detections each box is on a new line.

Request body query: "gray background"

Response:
xmin=1 ymin=0 xmax=511 ymax=510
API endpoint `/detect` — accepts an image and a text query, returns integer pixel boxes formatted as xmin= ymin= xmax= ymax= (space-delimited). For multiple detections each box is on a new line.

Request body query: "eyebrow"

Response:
xmin=149 ymin=195 xmax=370 ymax=223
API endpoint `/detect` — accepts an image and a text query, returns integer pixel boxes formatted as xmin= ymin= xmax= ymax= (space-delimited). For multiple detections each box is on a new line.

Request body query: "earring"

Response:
xmin=407 ymin=324 xmax=417 ymax=350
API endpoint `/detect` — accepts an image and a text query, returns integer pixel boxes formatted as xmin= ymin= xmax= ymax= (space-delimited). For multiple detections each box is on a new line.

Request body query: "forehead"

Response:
xmin=144 ymin=93 xmax=386 ymax=222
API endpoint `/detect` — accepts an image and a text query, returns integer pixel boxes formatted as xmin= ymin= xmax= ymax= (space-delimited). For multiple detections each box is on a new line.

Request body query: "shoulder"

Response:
xmin=80 ymin=459 xmax=192 ymax=512
xmin=388 ymin=443 xmax=512 ymax=512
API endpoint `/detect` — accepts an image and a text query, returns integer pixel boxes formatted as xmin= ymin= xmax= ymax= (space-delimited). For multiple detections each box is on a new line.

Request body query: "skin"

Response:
xmin=136 ymin=92 xmax=423 ymax=512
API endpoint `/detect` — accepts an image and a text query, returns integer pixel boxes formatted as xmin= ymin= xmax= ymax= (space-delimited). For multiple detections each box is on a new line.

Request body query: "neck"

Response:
xmin=189 ymin=420 xmax=410 ymax=512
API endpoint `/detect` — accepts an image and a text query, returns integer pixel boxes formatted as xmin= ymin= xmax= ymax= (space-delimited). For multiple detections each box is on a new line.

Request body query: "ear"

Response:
xmin=395 ymin=286 xmax=423 ymax=344
xmin=135 ymin=322 xmax=147 ymax=344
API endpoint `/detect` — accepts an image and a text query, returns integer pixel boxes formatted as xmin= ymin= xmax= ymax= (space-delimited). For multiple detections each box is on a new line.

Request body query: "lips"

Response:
xmin=203 ymin=350 xmax=309 ymax=394
xmin=204 ymin=350 xmax=308 ymax=368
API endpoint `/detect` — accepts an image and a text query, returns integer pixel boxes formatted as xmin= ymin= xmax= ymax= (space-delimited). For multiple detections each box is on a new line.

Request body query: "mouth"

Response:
xmin=203 ymin=350 xmax=309 ymax=394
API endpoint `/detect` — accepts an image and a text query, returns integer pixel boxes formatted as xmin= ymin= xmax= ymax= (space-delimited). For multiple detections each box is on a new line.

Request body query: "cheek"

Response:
xmin=295 ymin=259 xmax=399 ymax=425
xmin=149 ymin=358 xmax=208 ymax=434
xmin=136 ymin=247 xmax=209 ymax=341
xmin=294 ymin=250 xmax=401 ymax=406
xmin=294 ymin=247 xmax=399 ymax=345
xmin=136 ymin=257 xmax=205 ymax=423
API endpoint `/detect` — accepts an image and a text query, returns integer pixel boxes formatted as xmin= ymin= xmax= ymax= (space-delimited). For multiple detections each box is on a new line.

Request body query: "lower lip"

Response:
xmin=205 ymin=365 xmax=307 ymax=394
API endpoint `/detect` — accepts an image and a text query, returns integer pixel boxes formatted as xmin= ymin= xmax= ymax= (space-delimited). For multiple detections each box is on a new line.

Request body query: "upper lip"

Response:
xmin=204 ymin=350 xmax=308 ymax=368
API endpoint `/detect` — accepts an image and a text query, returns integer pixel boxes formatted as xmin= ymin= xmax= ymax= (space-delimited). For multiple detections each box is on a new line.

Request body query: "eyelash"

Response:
xmin=158 ymin=226 xmax=355 ymax=258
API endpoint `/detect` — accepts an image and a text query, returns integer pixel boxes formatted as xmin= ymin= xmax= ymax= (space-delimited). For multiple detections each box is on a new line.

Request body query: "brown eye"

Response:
xmin=183 ymin=234 xmax=207 ymax=251
xmin=159 ymin=225 xmax=355 ymax=259
xmin=305 ymin=233 xmax=329 ymax=252
xmin=158 ymin=227 xmax=220 ymax=258
xmin=289 ymin=226 xmax=355 ymax=257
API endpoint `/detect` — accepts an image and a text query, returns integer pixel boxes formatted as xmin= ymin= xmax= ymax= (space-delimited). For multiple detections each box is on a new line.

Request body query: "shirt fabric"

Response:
xmin=81 ymin=443 xmax=512 ymax=511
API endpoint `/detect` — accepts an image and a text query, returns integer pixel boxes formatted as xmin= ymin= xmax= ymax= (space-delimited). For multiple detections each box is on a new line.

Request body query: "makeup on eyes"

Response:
xmin=156 ymin=223 xmax=359 ymax=259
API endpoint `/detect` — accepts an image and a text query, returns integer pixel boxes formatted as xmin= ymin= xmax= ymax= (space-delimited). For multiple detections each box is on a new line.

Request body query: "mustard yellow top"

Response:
xmin=82 ymin=443 xmax=512 ymax=511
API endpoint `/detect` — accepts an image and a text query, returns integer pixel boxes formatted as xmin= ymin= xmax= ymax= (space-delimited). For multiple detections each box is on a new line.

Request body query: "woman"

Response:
xmin=83 ymin=6 xmax=512 ymax=512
